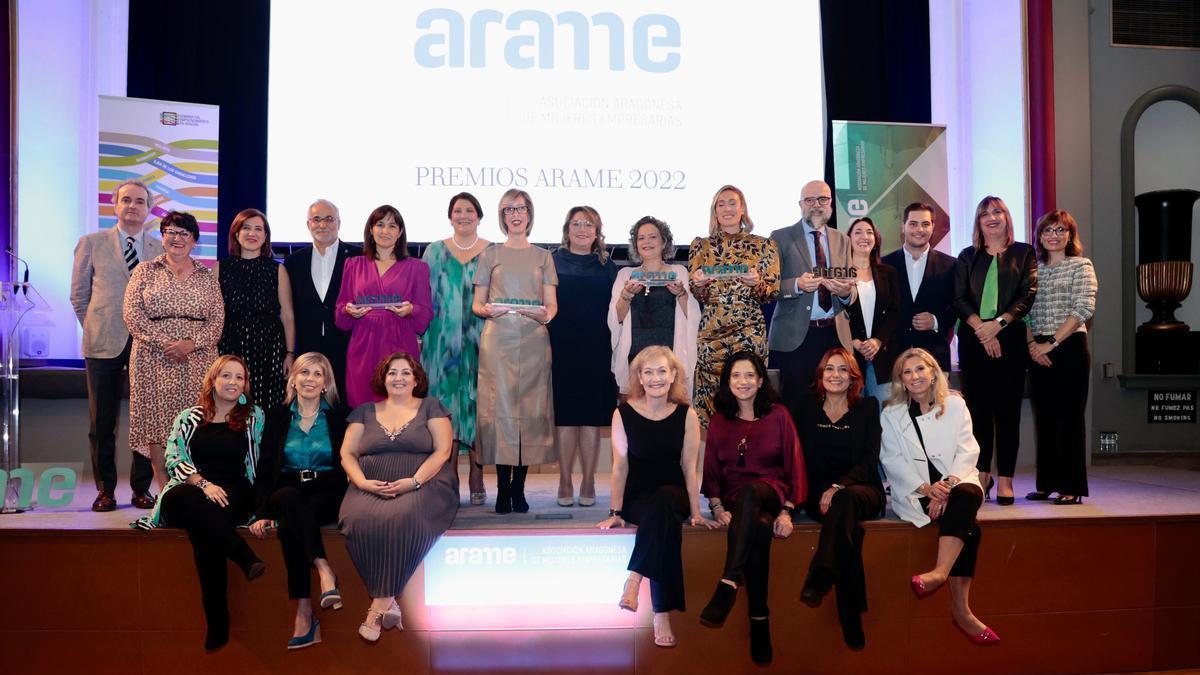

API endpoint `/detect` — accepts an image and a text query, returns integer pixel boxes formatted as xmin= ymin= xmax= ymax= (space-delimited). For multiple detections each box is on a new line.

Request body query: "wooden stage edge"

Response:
xmin=2 ymin=510 xmax=1199 ymax=675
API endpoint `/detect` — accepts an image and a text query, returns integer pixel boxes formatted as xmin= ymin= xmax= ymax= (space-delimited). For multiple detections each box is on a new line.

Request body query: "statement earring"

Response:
xmin=237 ymin=393 xmax=247 ymax=405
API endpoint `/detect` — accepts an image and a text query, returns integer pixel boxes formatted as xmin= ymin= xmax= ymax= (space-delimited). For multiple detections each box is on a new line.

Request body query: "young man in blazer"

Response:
xmin=70 ymin=179 xmax=164 ymax=511
xmin=283 ymin=199 xmax=361 ymax=400
xmin=880 ymin=203 xmax=957 ymax=374
xmin=769 ymin=180 xmax=856 ymax=403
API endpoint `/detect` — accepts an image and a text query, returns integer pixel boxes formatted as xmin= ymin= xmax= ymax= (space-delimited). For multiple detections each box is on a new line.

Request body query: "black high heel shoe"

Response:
xmin=983 ymin=476 xmax=994 ymax=501
xmin=1054 ymin=495 xmax=1084 ymax=505
xmin=995 ymin=477 xmax=1014 ymax=505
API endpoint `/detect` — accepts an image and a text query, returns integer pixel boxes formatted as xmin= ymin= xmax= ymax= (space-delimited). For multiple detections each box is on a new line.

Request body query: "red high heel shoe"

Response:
xmin=954 ymin=620 xmax=1001 ymax=646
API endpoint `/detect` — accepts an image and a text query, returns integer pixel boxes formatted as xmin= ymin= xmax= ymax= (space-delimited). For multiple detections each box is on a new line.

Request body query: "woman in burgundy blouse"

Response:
xmin=699 ymin=351 xmax=806 ymax=666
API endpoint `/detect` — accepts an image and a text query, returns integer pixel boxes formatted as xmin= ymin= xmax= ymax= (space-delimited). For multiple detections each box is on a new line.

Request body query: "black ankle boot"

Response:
xmin=800 ymin=569 xmax=833 ymax=608
xmin=204 ymin=611 xmax=230 ymax=651
xmin=749 ymin=617 xmax=772 ymax=664
xmin=495 ymin=465 xmax=513 ymax=514
xmin=699 ymin=581 xmax=737 ymax=627
xmin=510 ymin=465 xmax=529 ymax=513
xmin=840 ymin=611 xmax=866 ymax=651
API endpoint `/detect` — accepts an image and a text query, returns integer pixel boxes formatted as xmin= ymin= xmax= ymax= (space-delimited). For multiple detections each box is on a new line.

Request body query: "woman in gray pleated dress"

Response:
xmin=339 ymin=352 xmax=458 ymax=642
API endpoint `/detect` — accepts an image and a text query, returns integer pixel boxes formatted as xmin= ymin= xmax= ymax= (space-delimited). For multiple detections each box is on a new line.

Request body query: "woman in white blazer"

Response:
xmin=880 ymin=348 xmax=1000 ymax=646
xmin=608 ymin=216 xmax=700 ymax=396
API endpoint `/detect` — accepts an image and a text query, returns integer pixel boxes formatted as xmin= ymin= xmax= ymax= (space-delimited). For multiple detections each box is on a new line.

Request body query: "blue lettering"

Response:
xmin=634 ymin=15 xmax=681 ymax=73
xmin=414 ymin=9 xmax=464 ymax=68
xmin=505 ymin=10 xmax=554 ymax=69
xmin=591 ymin=12 xmax=625 ymax=71
xmin=470 ymin=9 xmax=503 ymax=68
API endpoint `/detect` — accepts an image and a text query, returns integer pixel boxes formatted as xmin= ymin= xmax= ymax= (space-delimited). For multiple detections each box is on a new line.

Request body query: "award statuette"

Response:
xmin=701 ymin=263 xmax=750 ymax=279
xmin=630 ymin=270 xmax=679 ymax=294
xmin=354 ymin=293 xmax=405 ymax=309
xmin=811 ymin=266 xmax=858 ymax=279
xmin=492 ymin=297 xmax=546 ymax=313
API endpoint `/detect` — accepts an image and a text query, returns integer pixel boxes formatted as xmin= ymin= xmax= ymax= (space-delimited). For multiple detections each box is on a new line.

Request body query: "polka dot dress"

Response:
xmin=218 ymin=257 xmax=287 ymax=409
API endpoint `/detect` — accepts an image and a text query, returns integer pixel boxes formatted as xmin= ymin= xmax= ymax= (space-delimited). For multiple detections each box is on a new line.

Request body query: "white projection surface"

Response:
xmin=268 ymin=1 xmax=825 ymax=245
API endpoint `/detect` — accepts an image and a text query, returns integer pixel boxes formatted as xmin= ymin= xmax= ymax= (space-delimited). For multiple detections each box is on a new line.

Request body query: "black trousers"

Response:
xmin=772 ymin=324 xmax=841 ymax=404
xmin=722 ymin=482 xmax=782 ymax=618
xmin=85 ymin=338 xmax=152 ymax=494
xmin=805 ymin=484 xmax=885 ymax=617
xmin=267 ymin=474 xmax=344 ymax=599
xmin=958 ymin=328 xmax=1026 ymax=477
xmin=925 ymin=483 xmax=984 ymax=578
xmin=162 ymin=482 xmax=257 ymax=637
xmin=1030 ymin=333 xmax=1090 ymax=496
xmin=624 ymin=484 xmax=689 ymax=613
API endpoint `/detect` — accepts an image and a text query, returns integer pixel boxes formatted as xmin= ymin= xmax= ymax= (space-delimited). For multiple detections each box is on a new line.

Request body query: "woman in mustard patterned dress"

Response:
xmin=688 ymin=185 xmax=780 ymax=428
xmin=422 ymin=192 xmax=490 ymax=505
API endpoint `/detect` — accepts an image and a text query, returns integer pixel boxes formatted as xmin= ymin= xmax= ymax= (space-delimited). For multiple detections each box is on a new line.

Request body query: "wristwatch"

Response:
xmin=197 ymin=479 xmax=210 ymax=490
xmin=609 ymin=508 xmax=623 ymax=518
xmin=412 ymin=477 xmax=422 ymax=491
xmin=1047 ymin=335 xmax=1057 ymax=345
xmin=996 ymin=317 xmax=1009 ymax=328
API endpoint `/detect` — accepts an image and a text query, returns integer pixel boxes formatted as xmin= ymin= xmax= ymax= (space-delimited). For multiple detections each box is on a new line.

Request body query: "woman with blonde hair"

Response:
xmin=598 ymin=345 xmax=717 ymax=649
xmin=687 ymin=185 xmax=780 ymax=426
xmin=880 ymin=348 xmax=999 ymax=646
xmin=249 ymin=351 xmax=352 ymax=649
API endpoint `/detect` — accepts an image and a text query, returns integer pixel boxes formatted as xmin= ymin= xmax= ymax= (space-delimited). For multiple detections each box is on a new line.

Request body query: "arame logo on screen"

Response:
xmin=415 ymin=9 xmax=681 ymax=72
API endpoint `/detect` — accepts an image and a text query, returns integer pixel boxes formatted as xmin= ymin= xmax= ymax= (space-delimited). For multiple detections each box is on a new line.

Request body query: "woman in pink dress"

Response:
xmin=335 ymin=205 xmax=433 ymax=407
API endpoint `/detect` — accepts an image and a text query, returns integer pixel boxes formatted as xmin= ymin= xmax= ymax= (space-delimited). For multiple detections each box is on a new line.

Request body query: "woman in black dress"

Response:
xmin=598 ymin=345 xmax=716 ymax=649
xmin=249 ymin=352 xmax=351 ymax=650
xmin=133 ymin=355 xmax=266 ymax=651
xmin=550 ymin=206 xmax=619 ymax=507
xmin=841 ymin=217 xmax=900 ymax=400
xmin=790 ymin=347 xmax=885 ymax=650
xmin=217 ymin=208 xmax=296 ymax=410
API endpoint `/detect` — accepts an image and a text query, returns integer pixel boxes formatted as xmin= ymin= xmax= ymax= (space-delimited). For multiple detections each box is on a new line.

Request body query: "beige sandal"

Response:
xmin=619 ymin=577 xmax=640 ymax=612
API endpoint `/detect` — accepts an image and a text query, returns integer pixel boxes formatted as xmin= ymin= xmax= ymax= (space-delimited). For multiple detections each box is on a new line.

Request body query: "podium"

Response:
xmin=0 ymin=282 xmax=45 ymax=512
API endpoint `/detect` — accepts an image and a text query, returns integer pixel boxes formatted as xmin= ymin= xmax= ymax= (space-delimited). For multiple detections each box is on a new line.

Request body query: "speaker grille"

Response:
xmin=1112 ymin=0 xmax=1200 ymax=50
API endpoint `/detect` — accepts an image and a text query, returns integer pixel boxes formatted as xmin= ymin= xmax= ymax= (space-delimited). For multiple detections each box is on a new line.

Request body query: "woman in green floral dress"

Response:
xmin=422 ymin=192 xmax=490 ymax=504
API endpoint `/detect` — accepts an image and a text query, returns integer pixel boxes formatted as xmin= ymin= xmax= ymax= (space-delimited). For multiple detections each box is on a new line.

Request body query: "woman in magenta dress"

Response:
xmin=335 ymin=205 xmax=433 ymax=407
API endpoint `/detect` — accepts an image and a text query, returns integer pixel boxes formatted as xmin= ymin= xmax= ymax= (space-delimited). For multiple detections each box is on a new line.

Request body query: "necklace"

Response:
xmin=379 ymin=419 xmax=412 ymax=442
xmin=736 ymin=415 xmax=759 ymax=467
xmin=451 ymin=234 xmax=479 ymax=250
xmin=297 ymin=406 xmax=319 ymax=419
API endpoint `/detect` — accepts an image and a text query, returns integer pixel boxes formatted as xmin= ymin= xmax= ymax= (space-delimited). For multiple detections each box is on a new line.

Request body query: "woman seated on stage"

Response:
xmin=598 ymin=345 xmax=716 ymax=649
xmin=248 ymin=352 xmax=351 ymax=650
xmin=880 ymin=348 xmax=1000 ymax=646
xmin=132 ymin=355 xmax=266 ymax=652
xmin=790 ymin=347 xmax=885 ymax=650
xmin=699 ymin=351 xmax=805 ymax=666
xmin=338 ymin=352 xmax=458 ymax=642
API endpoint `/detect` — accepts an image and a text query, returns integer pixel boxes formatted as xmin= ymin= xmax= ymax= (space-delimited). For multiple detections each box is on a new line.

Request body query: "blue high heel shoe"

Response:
xmin=319 ymin=578 xmax=343 ymax=610
xmin=286 ymin=617 xmax=321 ymax=650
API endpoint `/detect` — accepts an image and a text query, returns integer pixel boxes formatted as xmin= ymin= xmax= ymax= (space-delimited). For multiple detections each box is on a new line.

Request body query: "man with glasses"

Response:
xmin=283 ymin=199 xmax=361 ymax=399
xmin=70 ymin=179 xmax=165 ymax=511
xmin=881 ymin=202 xmax=956 ymax=372
xmin=768 ymin=180 xmax=856 ymax=402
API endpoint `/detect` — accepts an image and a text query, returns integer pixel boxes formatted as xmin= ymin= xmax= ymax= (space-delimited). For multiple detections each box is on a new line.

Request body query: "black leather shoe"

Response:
xmin=91 ymin=492 xmax=117 ymax=512
xmin=1025 ymin=491 xmax=1052 ymax=501
xmin=996 ymin=495 xmax=1015 ymax=506
xmin=749 ymin=618 xmax=773 ymax=665
xmin=840 ymin=613 xmax=866 ymax=651
xmin=699 ymin=581 xmax=737 ymax=627
xmin=800 ymin=583 xmax=825 ymax=608
xmin=1054 ymin=495 xmax=1084 ymax=505
xmin=131 ymin=491 xmax=156 ymax=509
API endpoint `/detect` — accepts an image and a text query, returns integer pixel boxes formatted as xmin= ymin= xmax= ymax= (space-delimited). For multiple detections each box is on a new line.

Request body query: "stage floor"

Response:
xmin=3 ymin=464 xmax=1199 ymax=531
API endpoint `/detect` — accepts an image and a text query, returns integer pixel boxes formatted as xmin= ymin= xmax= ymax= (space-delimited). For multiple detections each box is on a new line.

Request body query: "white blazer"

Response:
xmin=607 ymin=264 xmax=700 ymax=396
xmin=880 ymin=394 xmax=981 ymax=528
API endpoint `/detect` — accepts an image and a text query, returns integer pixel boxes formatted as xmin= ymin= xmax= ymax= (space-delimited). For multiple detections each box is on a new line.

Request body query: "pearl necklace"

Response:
xmin=451 ymin=234 xmax=479 ymax=250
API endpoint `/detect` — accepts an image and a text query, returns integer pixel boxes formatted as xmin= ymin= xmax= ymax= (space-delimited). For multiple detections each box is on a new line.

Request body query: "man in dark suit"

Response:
xmin=70 ymin=179 xmax=164 ymax=511
xmin=880 ymin=202 xmax=956 ymax=373
xmin=283 ymin=199 xmax=360 ymax=400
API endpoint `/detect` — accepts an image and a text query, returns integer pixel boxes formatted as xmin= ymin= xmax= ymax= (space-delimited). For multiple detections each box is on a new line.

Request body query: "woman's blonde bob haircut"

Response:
xmin=627 ymin=345 xmax=690 ymax=405
xmin=886 ymin=348 xmax=950 ymax=417
xmin=284 ymin=351 xmax=340 ymax=405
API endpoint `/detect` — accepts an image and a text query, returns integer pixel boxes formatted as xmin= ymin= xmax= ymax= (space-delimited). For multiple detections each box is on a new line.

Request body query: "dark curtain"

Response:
xmin=820 ymin=0 xmax=932 ymax=229
xmin=127 ymin=0 xmax=269 ymax=260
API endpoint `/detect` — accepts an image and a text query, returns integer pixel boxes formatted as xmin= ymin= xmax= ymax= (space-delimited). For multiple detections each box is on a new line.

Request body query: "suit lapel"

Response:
xmin=790 ymin=225 xmax=814 ymax=270
xmin=326 ymin=244 xmax=350 ymax=304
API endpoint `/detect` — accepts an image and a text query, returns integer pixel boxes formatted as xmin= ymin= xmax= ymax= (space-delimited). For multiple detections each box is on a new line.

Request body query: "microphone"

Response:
xmin=6 ymin=247 xmax=29 ymax=294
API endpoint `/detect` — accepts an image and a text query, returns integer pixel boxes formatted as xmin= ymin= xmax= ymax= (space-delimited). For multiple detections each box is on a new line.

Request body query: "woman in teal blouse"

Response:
xmin=250 ymin=352 xmax=352 ymax=650
xmin=132 ymin=354 xmax=266 ymax=651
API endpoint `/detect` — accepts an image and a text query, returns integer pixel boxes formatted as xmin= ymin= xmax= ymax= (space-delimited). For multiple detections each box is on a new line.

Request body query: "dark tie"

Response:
xmin=811 ymin=230 xmax=832 ymax=311
xmin=124 ymin=236 xmax=138 ymax=272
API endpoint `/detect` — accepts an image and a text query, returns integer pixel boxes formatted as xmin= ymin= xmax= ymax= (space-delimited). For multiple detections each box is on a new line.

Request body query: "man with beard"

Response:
xmin=880 ymin=202 xmax=956 ymax=373
xmin=768 ymin=180 xmax=855 ymax=402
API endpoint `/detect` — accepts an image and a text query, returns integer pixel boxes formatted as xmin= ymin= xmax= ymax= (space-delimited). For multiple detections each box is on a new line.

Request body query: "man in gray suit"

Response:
xmin=70 ymin=179 xmax=164 ymax=511
xmin=769 ymin=180 xmax=856 ymax=403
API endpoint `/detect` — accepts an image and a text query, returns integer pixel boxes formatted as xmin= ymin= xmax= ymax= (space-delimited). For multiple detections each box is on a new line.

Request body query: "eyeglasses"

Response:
xmin=1042 ymin=226 xmax=1069 ymax=235
xmin=161 ymin=229 xmax=193 ymax=239
xmin=502 ymin=205 xmax=529 ymax=215
xmin=801 ymin=196 xmax=832 ymax=206
xmin=308 ymin=215 xmax=337 ymax=225
xmin=568 ymin=220 xmax=595 ymax=229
